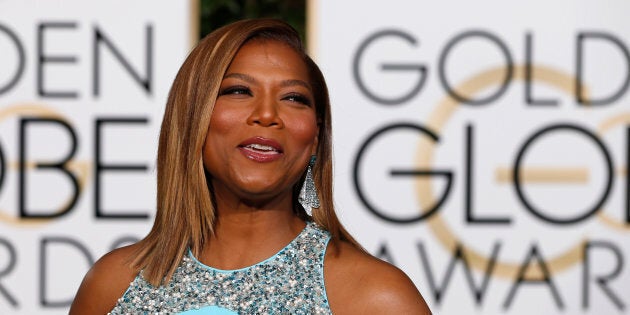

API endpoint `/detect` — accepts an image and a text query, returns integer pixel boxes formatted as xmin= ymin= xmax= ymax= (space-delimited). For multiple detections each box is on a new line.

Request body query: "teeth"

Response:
xmin=245 ymin=143 xmax=276 ymax=151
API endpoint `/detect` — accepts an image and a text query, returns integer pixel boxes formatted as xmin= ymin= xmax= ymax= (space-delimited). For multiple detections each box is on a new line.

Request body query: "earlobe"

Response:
xmin=311 ymin=128 xmax=320 ymax=156
xmin=311 ymin=142 xmax=318 ymax=156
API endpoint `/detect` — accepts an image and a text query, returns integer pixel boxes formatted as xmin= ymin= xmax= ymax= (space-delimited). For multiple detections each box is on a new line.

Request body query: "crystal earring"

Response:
xmin=299 ymin=155 xmax=320 ymax=216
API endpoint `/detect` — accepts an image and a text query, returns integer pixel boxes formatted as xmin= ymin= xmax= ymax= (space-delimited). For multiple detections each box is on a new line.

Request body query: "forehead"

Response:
xmin=226 ymin=40 xmax=310 ymax=79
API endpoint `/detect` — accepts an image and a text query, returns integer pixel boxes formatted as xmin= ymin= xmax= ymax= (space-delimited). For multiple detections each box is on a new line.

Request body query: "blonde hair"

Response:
xmin=131 ymin=18 xmax=360 ymax=286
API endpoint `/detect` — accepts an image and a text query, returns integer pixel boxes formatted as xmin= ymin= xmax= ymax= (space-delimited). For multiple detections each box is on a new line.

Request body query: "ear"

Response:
xmin=311 ymin=119 xmax=321 ymax=156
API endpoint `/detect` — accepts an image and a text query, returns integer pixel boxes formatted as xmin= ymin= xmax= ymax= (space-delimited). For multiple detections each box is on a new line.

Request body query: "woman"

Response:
xmin=70 ymin=18 xmax=431 ymax=314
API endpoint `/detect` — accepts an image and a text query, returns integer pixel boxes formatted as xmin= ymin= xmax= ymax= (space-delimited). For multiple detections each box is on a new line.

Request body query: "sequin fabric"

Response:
xmin=109 ymin=221 xmax=332 ymax=315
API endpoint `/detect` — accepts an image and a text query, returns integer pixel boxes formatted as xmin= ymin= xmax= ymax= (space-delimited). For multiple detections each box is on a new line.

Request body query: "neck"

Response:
xmin=214 ymin=204 xmax=304 ymax=240
xmin=200 ymin=189 xmax=306 ymax=269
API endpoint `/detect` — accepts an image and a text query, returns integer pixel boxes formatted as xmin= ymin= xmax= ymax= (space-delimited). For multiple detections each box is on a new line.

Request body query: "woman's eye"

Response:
xmin=284 ymin=93 xmax=312 ymax=106
xmin=219 ymin=86 xmax=251 ymax=96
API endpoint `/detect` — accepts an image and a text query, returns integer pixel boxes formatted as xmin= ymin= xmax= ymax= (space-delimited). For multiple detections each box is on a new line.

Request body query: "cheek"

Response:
xmin=207 ymin=105 xmax=239 ymax=136
xmin=203 ymin=109 xmax=237 ymax=166
xmin=288 ymin=115 xmax=319 ymax=148
xmin=205 ymin=104 xmax=245 ymax=148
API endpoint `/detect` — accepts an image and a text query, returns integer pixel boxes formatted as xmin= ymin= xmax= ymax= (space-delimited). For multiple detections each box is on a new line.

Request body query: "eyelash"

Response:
xmin=283 ymin=93 xmax=312 ymax=106
xmin=219 ymin=86 xmax=251 ymax=96
xmin=219 ymin=86 xmax=313 ymax=107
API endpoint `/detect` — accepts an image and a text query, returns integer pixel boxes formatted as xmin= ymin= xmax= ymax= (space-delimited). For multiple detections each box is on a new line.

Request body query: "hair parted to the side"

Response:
xmin=130 ymin=18 xmax=362 ymax=286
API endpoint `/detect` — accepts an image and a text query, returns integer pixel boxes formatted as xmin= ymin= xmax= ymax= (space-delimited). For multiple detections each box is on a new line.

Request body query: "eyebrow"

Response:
xmin=223 ymin=73 xmax=312 ymax=91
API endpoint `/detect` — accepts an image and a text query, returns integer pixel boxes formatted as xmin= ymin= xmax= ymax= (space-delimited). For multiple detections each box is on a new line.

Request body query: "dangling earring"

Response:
xmin=299 ymin=155 xmax=320 ymax=216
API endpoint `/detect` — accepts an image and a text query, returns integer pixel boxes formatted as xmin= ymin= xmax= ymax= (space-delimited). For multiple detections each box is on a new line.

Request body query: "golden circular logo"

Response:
xmin=0 ymin=104 xmax=89 ymax=227
xmin=417 ymin=65 xmax=599 ymax=280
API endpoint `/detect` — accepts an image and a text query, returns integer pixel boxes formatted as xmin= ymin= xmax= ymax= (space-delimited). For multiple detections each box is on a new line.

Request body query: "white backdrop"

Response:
xmin=311 ymin=0 xmax=630 ymax=314
xmin=0 ymin=1 xmax=192 ymax=314
xmin=1 ymin=1 xmax=629 ymax=314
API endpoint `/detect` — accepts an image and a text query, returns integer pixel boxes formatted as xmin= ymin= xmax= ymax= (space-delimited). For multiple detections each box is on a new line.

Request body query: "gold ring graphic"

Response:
xmin=0 ymin=104 xmax=89 ymax=227
xmin=596 ymin=113 xmax=630 ymax=232
xmin=417 ymin=65 xmax=590 ymax=280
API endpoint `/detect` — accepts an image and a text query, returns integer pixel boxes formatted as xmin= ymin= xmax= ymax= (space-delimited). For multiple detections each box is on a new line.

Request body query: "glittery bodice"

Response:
xmin=109 ymin=221 xmax=332 ymax=314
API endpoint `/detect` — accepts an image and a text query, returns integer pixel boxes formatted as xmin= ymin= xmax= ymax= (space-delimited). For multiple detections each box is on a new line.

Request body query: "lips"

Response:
xmin=238 ymin=137 xmax=283 ymax=162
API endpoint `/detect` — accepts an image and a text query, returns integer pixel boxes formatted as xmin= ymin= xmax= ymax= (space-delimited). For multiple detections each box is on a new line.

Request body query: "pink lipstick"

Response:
xmin=238 ymin=137 xmax=283 ymax=162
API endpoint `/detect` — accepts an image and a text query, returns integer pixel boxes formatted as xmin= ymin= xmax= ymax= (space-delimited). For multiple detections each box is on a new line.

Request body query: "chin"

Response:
xmin=237 ymin=183 xmax=293 ymax=202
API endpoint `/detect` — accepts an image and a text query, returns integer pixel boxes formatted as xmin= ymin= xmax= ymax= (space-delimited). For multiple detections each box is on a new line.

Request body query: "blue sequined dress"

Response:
xmin=108 ymin=221 xmax=332 ymax=314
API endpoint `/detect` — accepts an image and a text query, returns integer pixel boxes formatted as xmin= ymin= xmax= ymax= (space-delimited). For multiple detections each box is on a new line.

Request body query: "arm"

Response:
xmin=356 ymin=262 xmax=432 ymax=314
xmin=69 ymin=245 xmax=138 ymax=315
xmin=325 ymin=242 xmax=432 ymax=315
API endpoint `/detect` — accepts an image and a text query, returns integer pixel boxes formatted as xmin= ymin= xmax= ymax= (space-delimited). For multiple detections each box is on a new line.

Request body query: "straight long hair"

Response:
xmin=131 ymin=18 xmax=361 ymax=286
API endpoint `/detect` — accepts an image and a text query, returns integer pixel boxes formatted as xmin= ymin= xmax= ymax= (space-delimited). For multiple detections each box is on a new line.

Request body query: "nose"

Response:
xmin=246 ymin=95 xmax=284 ymax=128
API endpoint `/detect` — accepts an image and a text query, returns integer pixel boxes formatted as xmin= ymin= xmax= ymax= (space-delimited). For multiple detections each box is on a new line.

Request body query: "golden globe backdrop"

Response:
xmin=309 ymin=0 xmax=630 ymax=314
xmin=0 ymin=1 xmax=194 ymax=314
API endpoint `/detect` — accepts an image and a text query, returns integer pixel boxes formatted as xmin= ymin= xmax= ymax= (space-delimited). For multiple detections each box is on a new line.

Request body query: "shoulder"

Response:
xmin=69 ymin=243 xmax=140 ymax=315
xmin=324 ymin=241 xmax=432 ymax=315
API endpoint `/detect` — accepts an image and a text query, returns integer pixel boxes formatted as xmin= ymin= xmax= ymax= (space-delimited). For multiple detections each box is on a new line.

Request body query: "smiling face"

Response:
xmin=202 ymin=39 xmax=319 ymax=208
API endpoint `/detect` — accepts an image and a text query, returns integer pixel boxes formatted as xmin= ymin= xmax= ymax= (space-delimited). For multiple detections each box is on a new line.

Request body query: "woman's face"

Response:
xmin=202 ymin=40 xmax=319 ymax=206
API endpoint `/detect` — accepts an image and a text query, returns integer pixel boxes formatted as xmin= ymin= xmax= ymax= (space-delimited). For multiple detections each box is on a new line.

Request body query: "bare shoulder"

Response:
xmin=325 ymin=241 xmax=432 ymax=315
xmin=69 ymin=243 xmax=140 ymax=315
